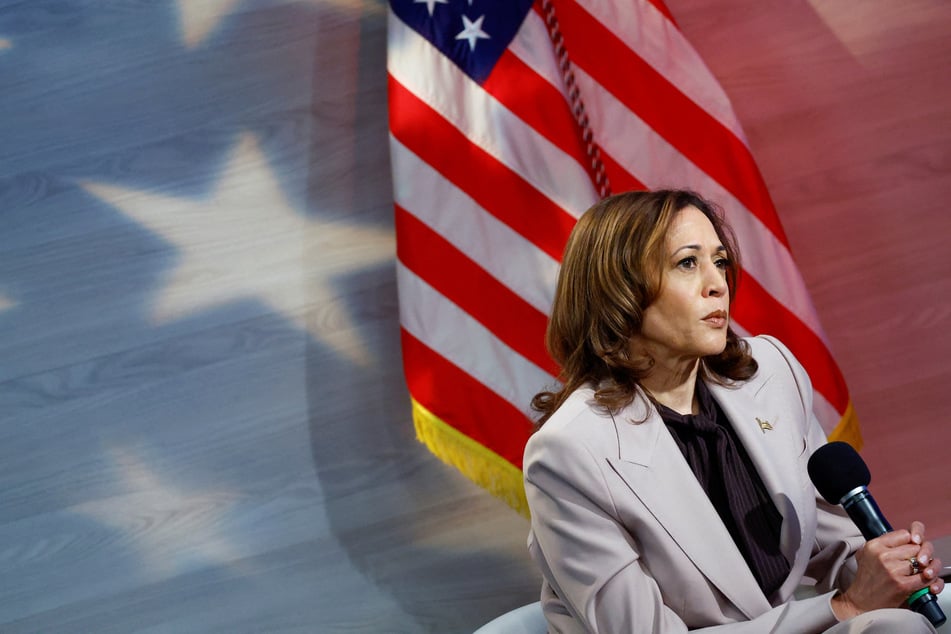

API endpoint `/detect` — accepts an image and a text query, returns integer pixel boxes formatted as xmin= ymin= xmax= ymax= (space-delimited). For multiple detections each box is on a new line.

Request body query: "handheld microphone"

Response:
xmin=807 ymin=441 xmax=945 ymax=628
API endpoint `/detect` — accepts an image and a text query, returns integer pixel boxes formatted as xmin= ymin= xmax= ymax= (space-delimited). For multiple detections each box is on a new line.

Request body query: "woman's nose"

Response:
xmin=703 ymin=265 xmax=727 ymax=297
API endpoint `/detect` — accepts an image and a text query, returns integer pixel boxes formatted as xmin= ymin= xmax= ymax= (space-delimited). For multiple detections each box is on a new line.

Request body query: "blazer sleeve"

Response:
xmin=757 ymin=335 xmax=865 ymax=592
xmin=525 ymin=428 xmax=687 ymax=633
xmin=525 ymin=424 xmax=845 ymax=634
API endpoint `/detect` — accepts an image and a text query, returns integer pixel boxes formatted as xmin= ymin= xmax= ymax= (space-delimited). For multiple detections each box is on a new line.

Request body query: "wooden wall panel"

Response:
xmin=0 ymin=2 xmax=539 ymax=631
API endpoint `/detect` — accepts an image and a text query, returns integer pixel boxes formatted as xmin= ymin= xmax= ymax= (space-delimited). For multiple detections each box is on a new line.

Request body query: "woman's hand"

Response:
xmin=830 ymin=521 xmax=945 ymax=621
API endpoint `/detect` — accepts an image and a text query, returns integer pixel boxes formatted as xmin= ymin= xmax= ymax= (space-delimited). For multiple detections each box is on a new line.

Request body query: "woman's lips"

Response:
xmin=702 ymin=310 xmax=728 ymax=328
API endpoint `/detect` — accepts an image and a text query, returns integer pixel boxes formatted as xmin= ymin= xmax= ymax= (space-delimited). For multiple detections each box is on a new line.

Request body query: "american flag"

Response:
xmin=387 ymin=0 xmax=859 ymax=514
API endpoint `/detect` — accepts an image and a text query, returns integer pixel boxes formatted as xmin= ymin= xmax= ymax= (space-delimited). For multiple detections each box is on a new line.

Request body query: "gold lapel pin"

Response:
xmin=756 ymin=417 xmax=774 ymax=433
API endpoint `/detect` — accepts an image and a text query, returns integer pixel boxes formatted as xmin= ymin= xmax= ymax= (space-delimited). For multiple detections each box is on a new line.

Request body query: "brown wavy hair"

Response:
xmin=531 ymin=190 xmax=758 ymax=427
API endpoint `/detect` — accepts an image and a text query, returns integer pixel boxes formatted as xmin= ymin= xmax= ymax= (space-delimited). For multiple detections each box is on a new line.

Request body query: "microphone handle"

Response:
xmin=842 ymin=488 xmax=892 ymax=539
xmin=842 ymin=488 xmax=946 ymax=627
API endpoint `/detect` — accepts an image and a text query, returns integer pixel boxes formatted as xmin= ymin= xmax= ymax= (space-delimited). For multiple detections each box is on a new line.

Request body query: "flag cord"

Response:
xmin=541 ymin=0 xmax=612 ymax=199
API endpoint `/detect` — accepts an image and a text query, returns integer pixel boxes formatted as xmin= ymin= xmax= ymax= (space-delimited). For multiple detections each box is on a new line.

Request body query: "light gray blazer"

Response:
xmin=524 ymin=336 xmax=865 ymax=633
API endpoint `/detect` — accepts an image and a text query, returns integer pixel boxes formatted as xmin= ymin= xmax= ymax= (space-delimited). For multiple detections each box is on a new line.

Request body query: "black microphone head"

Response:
xmin=807 ymin=441 xmax=871 ymax=504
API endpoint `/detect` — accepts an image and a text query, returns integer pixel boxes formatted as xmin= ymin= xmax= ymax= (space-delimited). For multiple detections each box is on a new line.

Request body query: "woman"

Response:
xmin=523 ymin=190 xmax=944 ymax=633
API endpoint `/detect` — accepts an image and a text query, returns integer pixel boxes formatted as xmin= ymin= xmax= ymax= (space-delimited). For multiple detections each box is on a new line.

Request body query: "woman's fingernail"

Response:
xmin=919 ymin=554 xmax=930 ymax=565
xmin=913 ymin=534 xmax=922 ymax=544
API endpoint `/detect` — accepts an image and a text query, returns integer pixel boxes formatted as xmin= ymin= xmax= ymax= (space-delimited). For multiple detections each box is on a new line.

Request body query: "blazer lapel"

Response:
xmin=607 ymin=394 xmax=772 ymax=620
xmin=708 ymin=375 xmax=813 ymax=598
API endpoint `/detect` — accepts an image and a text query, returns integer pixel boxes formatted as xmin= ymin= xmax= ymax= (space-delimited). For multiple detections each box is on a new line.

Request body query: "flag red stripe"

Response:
xmin=531 ymin=1 xmax=677 ymax=33
xmin=550 ymin=0 xmax=790 ymax=247
xmin=483 ymin=49 xmax=645 ymax=195
xmin=401 ymin=328 xmax=534 ymax=467
xmin=388 ymin=75 xmax=576 ymax=261
xmin=482 ymin=50 xmax=588 ymax=171
xmin=647 ymin=0 xmax=677 ymax=26
xmin=733 ymin=273 xmax=849 ymax=412
xmin=395 ymin=205 xmax=558 ymax=377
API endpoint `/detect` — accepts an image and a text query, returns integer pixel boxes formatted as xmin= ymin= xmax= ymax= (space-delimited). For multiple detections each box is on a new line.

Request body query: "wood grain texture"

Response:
xmin=2 ymin=1 xmax=949 ymax=632
xmin=0 ymin=1 xmax=538 ymax=632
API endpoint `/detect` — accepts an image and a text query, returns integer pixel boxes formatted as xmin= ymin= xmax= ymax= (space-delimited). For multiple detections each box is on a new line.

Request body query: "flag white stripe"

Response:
xmin=570 ymin=64 xmax=825 ymax=340
xmin=391 ymin=135 xmax=561 ymax=314
xmin=574 ymin=0 xmax=747 ymax=144
xmin=397 ymin=262 xmax=556 ymax=415
xmin=507 ymin=11 xmax=566 ymax=95
xmin=388 ymin=11 xmax=597 ymax=217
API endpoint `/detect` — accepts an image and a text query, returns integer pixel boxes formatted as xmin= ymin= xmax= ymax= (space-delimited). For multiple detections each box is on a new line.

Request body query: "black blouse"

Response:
xmin=655 ymin=379 xmax=791 ymax=599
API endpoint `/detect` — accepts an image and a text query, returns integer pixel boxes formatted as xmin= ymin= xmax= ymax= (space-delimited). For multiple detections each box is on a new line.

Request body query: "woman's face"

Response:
xmin=635 ymin=205 xmax=730 ymax=367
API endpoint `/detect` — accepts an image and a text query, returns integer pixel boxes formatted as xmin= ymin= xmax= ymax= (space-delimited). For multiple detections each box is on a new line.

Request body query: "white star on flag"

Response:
xmin=414 ymin=0 xmax=448 ymax=17
xmin=455 ymin=14 xmax=490 ymax=51
xmin=79 ymin=132 xmax=395 ymax=368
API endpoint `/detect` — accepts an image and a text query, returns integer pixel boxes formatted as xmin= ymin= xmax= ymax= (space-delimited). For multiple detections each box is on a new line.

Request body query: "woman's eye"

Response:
xmin=715 ymin=258 xmax=730 ymax=269
xmin=677 ymin=256 xmax=697 ymax=270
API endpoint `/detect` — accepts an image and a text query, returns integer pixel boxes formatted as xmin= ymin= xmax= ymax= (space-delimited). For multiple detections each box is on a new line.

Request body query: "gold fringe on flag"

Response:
xmin=411 ymin=398 xmax=530 ymax=518
xmin=828 ymin=400 xmax=863 ymax=449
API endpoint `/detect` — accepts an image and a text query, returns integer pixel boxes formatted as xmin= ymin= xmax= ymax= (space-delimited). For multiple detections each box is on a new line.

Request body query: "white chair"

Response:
xmin=936 ymin=588 xmax=951 ymax=631
xmin=472 ymin=601 xmax=546 ymax=634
